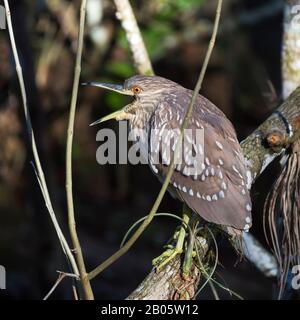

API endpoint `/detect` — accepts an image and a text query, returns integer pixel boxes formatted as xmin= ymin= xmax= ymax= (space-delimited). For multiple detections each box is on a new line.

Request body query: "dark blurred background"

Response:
xmin=0 ymin=0 xmax=286 ymax=299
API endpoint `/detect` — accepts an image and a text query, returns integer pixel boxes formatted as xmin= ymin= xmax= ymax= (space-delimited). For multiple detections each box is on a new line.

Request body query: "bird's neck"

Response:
xmin=128 ymin=99 xmax=156 ymax=133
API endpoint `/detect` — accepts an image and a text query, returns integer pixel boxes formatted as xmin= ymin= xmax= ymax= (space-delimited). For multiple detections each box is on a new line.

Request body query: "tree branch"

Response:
xmin=65 ymin=0 xmax=94 ymax=300
xmin=113 ymin=0 xmax=154 ymax=76
xmin=241 ymin=86 xmax=300 ymax=182
xmin=282 ymin=0 xmax=300 ymax=99
xmin=239 ymin=233 xmax=278 ymax=278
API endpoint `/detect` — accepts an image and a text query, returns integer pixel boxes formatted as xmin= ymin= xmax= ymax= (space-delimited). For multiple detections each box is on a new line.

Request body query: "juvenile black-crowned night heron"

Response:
xmin=84 ymin=75 xmax=252 ymax=268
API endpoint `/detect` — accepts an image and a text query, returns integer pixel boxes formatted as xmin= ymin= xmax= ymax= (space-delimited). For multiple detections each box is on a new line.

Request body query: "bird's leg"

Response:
xmin=152 ymin=206 xmax=191 ymax=272
xmin=182 ymin=223 xmax=197 ymax=279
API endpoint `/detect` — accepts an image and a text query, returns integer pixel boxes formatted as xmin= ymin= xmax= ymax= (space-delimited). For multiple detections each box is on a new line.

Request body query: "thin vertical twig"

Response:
xmin=88 ymin=0 xmax=223 ymax=281
xmin=3 ymin=0 xmax=79 ymax=280
xmin=65 ymin=0 xmax=94 ymax=300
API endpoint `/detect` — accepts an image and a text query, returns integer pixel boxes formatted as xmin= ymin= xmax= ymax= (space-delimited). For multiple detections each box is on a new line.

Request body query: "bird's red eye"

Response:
xmin=132 ymin=86 xmax=142 ymax=94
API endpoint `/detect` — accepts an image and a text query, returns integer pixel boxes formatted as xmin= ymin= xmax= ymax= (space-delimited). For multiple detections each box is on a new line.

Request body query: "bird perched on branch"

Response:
xmin=84 ymin=75 xmax=252 ymax=267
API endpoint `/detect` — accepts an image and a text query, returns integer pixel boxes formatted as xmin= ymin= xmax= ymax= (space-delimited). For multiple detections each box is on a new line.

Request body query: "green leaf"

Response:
xmin=105 ymin=61 xmax=135 ymax=78
xmin=104 ymin=92 xmax=128 ymax=111
xmin=141 ymin=22 xmax=173 ymax=58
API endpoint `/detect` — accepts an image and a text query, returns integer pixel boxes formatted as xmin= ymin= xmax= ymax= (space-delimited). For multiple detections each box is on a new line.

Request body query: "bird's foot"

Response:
xmin=152 ymin=246 xmax=197 ymax=274
xmin=152 ymin=228 xmax=186 ymax=272
xmin=153 ymin=206 xmax=193 ymax=273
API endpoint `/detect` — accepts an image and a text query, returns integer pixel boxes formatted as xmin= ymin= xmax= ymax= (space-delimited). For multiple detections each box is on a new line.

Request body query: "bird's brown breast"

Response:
xmin=147 ymin=90 xmax=252 ymax=232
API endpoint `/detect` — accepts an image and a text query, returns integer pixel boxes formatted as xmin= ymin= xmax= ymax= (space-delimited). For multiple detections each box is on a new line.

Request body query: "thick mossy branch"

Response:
xmin=241 ymin=86 xmax=300 ymax=180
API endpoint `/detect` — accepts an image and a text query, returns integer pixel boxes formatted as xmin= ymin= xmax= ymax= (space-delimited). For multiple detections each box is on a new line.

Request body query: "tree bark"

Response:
xmin=282 ymin=0 xmax=300 ymax=99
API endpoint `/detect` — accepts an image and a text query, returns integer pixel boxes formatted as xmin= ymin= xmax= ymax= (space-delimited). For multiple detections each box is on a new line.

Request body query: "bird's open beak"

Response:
xmin=82 ymin=81 xmax=134 ymax=126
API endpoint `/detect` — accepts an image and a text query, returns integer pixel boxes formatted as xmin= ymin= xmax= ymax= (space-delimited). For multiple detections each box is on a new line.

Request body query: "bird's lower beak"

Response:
xmin=82 ymin=81 xmax=134 ymax=126
xmin=89 ymin=108 xmax=128 ymax=126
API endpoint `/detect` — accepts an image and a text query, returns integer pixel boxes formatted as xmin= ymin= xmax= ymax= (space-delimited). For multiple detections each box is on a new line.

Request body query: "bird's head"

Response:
xmin=83 ymin=75 xmax=180 ymax=126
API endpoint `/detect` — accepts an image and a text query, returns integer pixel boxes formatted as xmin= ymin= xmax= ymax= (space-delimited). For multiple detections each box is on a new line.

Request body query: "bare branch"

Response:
xmin=65 ymin=0 xmax=94 ymax=300
xmin=240 ymin=233 xmax=278 ymax=277
xmin=282 ymin=0 xmax=300 ymax=99
xmin=113 ymin=0 xmax=154 ymax=75
xmin=43 ymin=272 xmax=67 ymax=300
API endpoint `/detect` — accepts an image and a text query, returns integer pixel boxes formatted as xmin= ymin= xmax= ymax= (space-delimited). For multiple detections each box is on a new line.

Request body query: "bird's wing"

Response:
xmin=149 ymin=91 xmax=252 ymax=231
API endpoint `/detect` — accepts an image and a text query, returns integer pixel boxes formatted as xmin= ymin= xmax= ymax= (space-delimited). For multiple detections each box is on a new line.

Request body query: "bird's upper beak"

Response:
xmin=82 ymin=81 xmax=134 ymax=126
xmin=82 ymin=81 xmax=134 ymax=96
